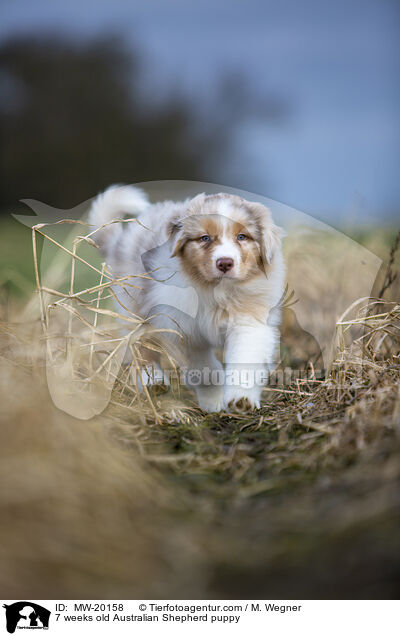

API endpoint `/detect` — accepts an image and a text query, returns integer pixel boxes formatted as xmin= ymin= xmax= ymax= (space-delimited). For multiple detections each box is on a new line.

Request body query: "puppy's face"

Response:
xmin=169 ymin=194 xmax=283 ymax=285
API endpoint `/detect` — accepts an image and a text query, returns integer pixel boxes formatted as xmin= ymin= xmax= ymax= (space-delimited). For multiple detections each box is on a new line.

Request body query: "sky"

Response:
xmin=1 ymin=0 xmax=399 ymax=225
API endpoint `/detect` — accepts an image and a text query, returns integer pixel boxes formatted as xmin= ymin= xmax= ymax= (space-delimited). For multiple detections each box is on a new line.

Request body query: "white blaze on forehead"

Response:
xmin=214 ymin=197 xmax=235 ymax=218
xmin=212 ymin=197 xmax=249 ymax=229
xmin=212 ymin=215 xmax=241 ymax=264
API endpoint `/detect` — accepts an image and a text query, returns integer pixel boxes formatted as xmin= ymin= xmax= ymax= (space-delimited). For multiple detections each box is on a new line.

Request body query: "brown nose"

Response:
xmin=216 ymin=258 xmax=234 ymax=273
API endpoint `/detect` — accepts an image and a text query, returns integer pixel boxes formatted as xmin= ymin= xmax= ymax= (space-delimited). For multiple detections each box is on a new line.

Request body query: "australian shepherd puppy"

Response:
xmin=89 ymin=186 xmax=285 ymax=413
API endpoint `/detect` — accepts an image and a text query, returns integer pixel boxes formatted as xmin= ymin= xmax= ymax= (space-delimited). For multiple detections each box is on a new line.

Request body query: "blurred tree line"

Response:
xmin=0 ymin=35 xmax=287 ymax=213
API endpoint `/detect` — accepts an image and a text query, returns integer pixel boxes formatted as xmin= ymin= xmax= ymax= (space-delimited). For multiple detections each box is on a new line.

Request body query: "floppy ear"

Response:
xmin=246 ymin=201 xmax=286 ymax=269
xmin=167 ymin=193 xmax=206 ymax=257
xmin=168 ymin=219 xmax=187 ymax=257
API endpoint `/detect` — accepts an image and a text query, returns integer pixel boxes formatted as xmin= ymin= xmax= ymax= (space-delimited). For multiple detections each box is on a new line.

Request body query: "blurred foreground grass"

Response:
xmin=0 ymin=216 xmax=399 ymax=599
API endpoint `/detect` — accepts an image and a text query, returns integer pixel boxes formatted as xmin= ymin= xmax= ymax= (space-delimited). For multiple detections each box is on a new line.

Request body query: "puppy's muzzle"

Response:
xmin=216 ymin=258 xmax=234 ymax=273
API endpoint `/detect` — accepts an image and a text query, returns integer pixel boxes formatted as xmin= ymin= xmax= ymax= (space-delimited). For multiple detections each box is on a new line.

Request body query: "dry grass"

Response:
xmin=0 ymin=222 xmax=399 ymax=598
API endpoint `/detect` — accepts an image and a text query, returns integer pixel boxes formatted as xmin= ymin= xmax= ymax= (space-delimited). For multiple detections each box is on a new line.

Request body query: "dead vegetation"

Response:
xmin=0 ymin=222 xmax=399 ymax=598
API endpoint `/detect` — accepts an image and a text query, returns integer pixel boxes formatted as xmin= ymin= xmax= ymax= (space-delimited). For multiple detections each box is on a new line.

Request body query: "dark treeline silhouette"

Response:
xmin=0 ymin=35 xmax=286 ymax=212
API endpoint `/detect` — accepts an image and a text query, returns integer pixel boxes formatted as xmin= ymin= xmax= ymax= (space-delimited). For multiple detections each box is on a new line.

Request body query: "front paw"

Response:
xmin=224 ymin=385 xmax=261 ymax=413
xmin=196 ymin=385 xmax=225 ymax=413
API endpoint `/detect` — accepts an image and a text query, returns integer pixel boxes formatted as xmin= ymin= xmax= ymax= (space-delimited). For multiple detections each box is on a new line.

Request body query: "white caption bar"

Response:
xmin=1 ymin=600 xmax=398 ymax=636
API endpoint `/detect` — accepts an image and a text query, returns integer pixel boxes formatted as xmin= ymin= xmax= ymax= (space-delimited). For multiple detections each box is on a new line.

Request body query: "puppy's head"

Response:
xmin=168 ymin=193 xmax=284 ymax=285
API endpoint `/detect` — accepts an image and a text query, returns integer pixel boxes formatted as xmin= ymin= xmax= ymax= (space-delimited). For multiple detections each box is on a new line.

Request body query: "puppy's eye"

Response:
xmin=199 ymin=235 xmax=211 ymax=242
xmin=237 ymin=233 xmax=248 ymax=241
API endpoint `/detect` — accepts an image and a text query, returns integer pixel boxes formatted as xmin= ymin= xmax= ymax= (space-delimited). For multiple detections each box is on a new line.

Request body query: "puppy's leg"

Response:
xmin=223 ymin=321 xmax=278 ymax=413
xmin=184 ymin=347 xmax=224 ymax=413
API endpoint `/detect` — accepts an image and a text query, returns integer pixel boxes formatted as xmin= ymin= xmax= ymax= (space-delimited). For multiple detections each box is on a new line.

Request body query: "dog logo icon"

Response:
xmin=3 ymin=602 xmax=50 ymax=634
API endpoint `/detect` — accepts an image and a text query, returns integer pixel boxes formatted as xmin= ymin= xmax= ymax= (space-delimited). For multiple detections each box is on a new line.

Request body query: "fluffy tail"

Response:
xmin=88 ymin=184 xmax=149 ymax=248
